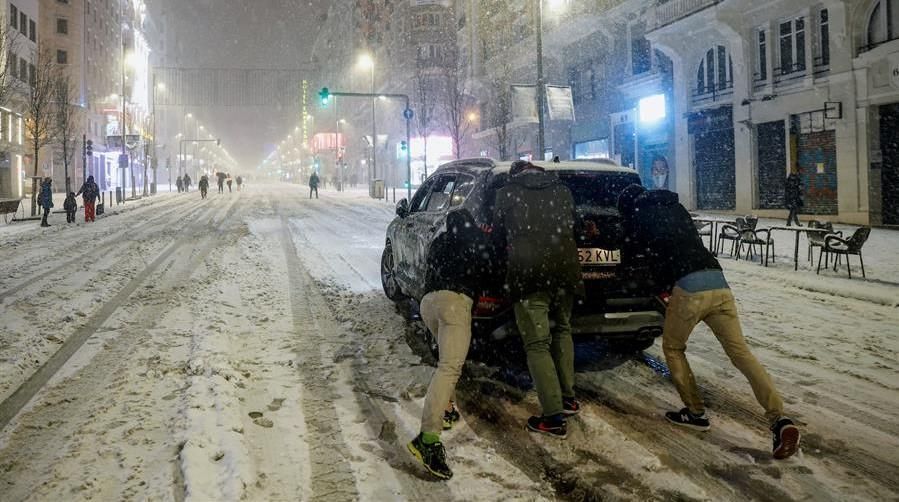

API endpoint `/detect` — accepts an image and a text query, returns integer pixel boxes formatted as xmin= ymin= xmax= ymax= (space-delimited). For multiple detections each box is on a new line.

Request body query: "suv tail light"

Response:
xmin=473 ymin=296 xmax=505 ymax=317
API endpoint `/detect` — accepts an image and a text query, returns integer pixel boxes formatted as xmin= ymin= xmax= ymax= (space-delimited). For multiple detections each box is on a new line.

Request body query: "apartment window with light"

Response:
xmin=757 ymin=29 xmax=768 ymax=81
xmin=57 ymin=18 xmax=68 ymax=35
xmin=779 ymin=17 xmax=806 ymax=75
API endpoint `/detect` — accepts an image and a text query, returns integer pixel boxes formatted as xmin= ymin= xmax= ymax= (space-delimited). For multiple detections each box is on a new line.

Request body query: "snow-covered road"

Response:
xmin=0 ymin=184 xmax=897 ymax=501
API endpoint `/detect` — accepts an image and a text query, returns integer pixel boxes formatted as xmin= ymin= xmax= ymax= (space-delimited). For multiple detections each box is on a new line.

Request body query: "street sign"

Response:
xmin=403 ymin=108 xmax=414 ymax=120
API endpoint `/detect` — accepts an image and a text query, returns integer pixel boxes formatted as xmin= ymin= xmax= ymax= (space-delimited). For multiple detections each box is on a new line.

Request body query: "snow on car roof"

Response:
xmin=439 ymin=158 xmax=636 ymax=175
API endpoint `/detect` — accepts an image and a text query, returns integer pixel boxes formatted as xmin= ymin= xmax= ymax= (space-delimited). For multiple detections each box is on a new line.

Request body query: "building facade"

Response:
xmin=455 ymin=0 xmax=899 ymax=225
xmin=0 ymin=0 xmax=37 ymax=200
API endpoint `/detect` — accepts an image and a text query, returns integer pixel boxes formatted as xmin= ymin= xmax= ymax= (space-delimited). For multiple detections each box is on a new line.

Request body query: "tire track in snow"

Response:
xmin=0 ymin=195 xmax=242 ymax=501
xmin=278 ymin=209 xmax=361 ymax=501
xmin=0 ymin=196 xmax=238 ymax=432
xmin=0 ymin=196 xmax=209 ymax=302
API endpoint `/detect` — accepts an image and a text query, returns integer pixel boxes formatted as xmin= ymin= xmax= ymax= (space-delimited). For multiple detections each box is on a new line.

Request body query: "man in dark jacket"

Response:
xmin=494 ymin=161 xmax=583 ymax=439
xmin=76 ymin=175 xmax=100 ymax=222
xmin=618 ymin=184 xmax=800 ymax=460
xmin=407 ymin=209 xmax=490 ymax=480
xmin=309 ymin=172 xmax=320 ymax=199
xmin=39 ymin=178 xmax=54 ymax=227
xmin=785 ymin=171 xmax=803 ymax=226
xmin=183 ymin=174 xmax=192 ymax=193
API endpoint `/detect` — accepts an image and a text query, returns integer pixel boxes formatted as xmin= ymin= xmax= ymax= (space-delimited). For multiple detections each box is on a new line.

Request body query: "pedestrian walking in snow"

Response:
xmin=493 ymin=160 xmax=584 ymax=439
xmin=199 ymin=175 xmax=209 ymax=199
xmin=183 ymin=174 xmax=192 ymax=193
xmin=226 ymin=174 xmax=233 ymax=193
xmin=617 ymin=184 xmax=801 ymax=460
xmin=236 ymin=175 xmax=243 ymax=191
xmin=76 ymin=175 xmax=100 ymax=223
xmin=38 ymin=178 xmax=54 ymax=227
xmin=785 ymin=171 xmax=803 ymax=227
xmin=64 ymin=192 xmax=78 ymax=223
xmin=407 ymin=209 xmax=489 ymax=480
xmin=176 ymin=176 xmax=183 ymax=193
xmin=309 ymin=172 xmax=319 ymax=199
xmin=216 ymin=172 xmax=226 ymax=194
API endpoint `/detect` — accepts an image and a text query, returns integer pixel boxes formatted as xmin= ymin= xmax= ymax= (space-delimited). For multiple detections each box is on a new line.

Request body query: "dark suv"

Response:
xmin=380 ymin=158 xmax=665 ymax=350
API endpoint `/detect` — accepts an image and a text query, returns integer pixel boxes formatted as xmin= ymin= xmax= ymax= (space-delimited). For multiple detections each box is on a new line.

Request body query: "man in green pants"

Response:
xmin=494 ymin=161 xmax=584 ymax=439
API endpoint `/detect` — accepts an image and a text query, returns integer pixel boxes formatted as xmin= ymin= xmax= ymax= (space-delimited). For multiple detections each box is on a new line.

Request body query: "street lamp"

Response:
xmin=535 ymin=0 xmax=570 ymax=159
xmin=358 ymin=53 xmax=376 ymax=186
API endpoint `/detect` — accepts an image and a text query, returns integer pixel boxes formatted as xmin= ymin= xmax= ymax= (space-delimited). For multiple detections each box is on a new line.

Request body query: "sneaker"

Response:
xmin=562 ymin=397 xmax=581 ymax=416
xmin=442 ymin=405 xmax=461 ymax=430
xmin=771 ymin=418 xmax=801 ymax=460
xmin=407 ymin=434 xmax=453 ymax=480
xmin=665 ymin=408 xmax=711 ymax=431
xmin=526 ymin=415 xmax=567 ymax=439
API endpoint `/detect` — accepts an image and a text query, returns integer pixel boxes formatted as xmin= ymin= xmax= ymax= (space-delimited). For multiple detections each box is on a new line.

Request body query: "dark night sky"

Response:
xmin=150 ymin=0 xmax=332 ymax=169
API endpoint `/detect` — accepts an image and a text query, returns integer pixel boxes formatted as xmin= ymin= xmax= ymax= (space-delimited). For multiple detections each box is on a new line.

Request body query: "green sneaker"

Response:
xmin=407 ymin=434 xmax=453 ymax=480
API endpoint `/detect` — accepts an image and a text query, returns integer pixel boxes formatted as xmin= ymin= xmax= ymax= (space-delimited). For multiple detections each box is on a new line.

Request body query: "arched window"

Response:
xmin=696 ymin=46 xmax=733 ymax=95
xmin=867 ymin=0 xmax=899 ymax=48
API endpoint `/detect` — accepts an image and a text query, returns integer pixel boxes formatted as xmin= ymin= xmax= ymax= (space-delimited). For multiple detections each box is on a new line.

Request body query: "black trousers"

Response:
xmin=66 ymin=210 xmax=76 ymax=223
xmin=787 ymin=207 xmax=801 ymax=226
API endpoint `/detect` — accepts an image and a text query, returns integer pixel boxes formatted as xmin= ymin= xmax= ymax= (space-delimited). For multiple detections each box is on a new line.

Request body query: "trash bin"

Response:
xmin=370 ymin=179 xmax=385 ymax=200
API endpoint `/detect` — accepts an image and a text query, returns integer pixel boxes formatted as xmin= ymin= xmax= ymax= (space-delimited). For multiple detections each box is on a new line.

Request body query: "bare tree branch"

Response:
xmin=25 ymin=47 xmax=59 ymax=216
xmin=53 ymin=69 xmax=80 ymax=194
xmin=0 ymin=22 xmax=21 ymax=108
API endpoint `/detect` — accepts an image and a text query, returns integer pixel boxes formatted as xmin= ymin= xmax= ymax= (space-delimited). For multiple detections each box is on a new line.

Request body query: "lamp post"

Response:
xmin=535 ymin=0 xmax=569 ymax=160
xmin=152 ymin=78 xmax=164 ymax=194
xmin=358 ymin=54 xmax=376 ymax=186
xmin=536 ymin=0 xmax=546 ymax=158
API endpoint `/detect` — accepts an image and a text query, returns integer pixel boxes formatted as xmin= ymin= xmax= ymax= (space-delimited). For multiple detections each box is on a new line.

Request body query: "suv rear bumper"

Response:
xmin=473 ymin=301 xmax=665 ymax=341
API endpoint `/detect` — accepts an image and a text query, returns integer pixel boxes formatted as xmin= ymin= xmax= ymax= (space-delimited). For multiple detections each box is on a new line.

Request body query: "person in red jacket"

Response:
xmin=76 ymin=176 xmax=100 ymax=222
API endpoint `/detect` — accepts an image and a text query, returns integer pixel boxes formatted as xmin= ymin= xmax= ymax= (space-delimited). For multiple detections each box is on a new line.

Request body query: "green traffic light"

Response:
xmin=319 ymin=87 xmax=330 ymax=107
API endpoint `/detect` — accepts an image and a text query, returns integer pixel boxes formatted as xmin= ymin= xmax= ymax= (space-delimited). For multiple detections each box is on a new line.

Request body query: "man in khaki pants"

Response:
xmin=618 ymin=185 xmax=800 ymax=460
xmin=407 ymin=210 xmax=490 ymax=480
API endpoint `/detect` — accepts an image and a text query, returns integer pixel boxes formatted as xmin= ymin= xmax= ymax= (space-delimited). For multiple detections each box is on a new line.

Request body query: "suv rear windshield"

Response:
xmin=558 ymin=172 xmax=642 ymax=208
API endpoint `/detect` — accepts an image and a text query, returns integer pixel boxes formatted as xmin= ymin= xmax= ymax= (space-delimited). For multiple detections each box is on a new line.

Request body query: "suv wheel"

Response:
xmin=381 ymin=244 xmax=406 ymax=301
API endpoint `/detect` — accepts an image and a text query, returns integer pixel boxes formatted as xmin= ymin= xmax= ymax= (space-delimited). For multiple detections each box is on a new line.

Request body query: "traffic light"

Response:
xmin=400 ymin=140 xmax=408 ymax=151
xmin=217 ymin=138 xmax=221 ymax=147
xmin=85 ymin=140 xmax=93 ymax=156
xmin=319 ymin=87 xmax=331 ymax=107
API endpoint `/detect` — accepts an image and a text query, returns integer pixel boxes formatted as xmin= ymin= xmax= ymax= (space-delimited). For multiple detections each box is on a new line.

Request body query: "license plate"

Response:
xmin=578 ymin=248 xmax=621 ymax=266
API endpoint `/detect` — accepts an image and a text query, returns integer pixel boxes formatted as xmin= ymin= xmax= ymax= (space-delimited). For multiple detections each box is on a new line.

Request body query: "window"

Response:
xmin=696 ymin=45 xmax=733 ymax=94
xmin=425 ymin=177 xmax=456 ymax=212
xmin=573 ymin=139 xmax=610 ymax=160
xmin=779 ymin=17 xmax=806 ymax=75
xmin=57 ymin=18 xmax=68 ymax=35
xmin=866 ymin=0 xmax=898 ymax=51
xmin=817 ymin=9 xmax=830 ymax=66
xmin=20 ymin=13 xmax=27 ymax=35
xmin=757 ymin=29 xmax=768 ymax=81
xmin=450 ymin=175 xmax=475 ymax=207
xmin=28 ymin=63 xmax=35 ymax=86
xmin=57 ymin=49 xmax=68 ymax=65
xmin=632 ymin=37 xmax=652 ymax=75
xmin=19 ymin=57 xmax=27 ymax=81
xmin=7 ymin=51 xmax=15 ymax=77
xmin=410 ymin=177 xmax=437 ymax=213
xmin=29 ymin=19 xmax=36 ymax=41
xmin=10 ymin=5 xmax=17 ymax=29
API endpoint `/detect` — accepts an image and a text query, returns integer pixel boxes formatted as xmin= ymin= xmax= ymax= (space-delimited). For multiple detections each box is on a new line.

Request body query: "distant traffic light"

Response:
xmin=319 ymin=87 xmax=331 ymax=107
xmin=85 ymin=139 xmax=93 ymax=156
xmin=400 ymin=140 xmax=408 ymax=151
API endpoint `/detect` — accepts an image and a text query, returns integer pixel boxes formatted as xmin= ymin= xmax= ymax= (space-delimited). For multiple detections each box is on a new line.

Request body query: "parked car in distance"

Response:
xmin=381 ymin=158 xmax=666 ymax=351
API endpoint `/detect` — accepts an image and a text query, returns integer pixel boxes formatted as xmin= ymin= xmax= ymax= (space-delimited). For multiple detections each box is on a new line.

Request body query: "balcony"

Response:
xmin=650 ymin=0 xmax=724 ymax=31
